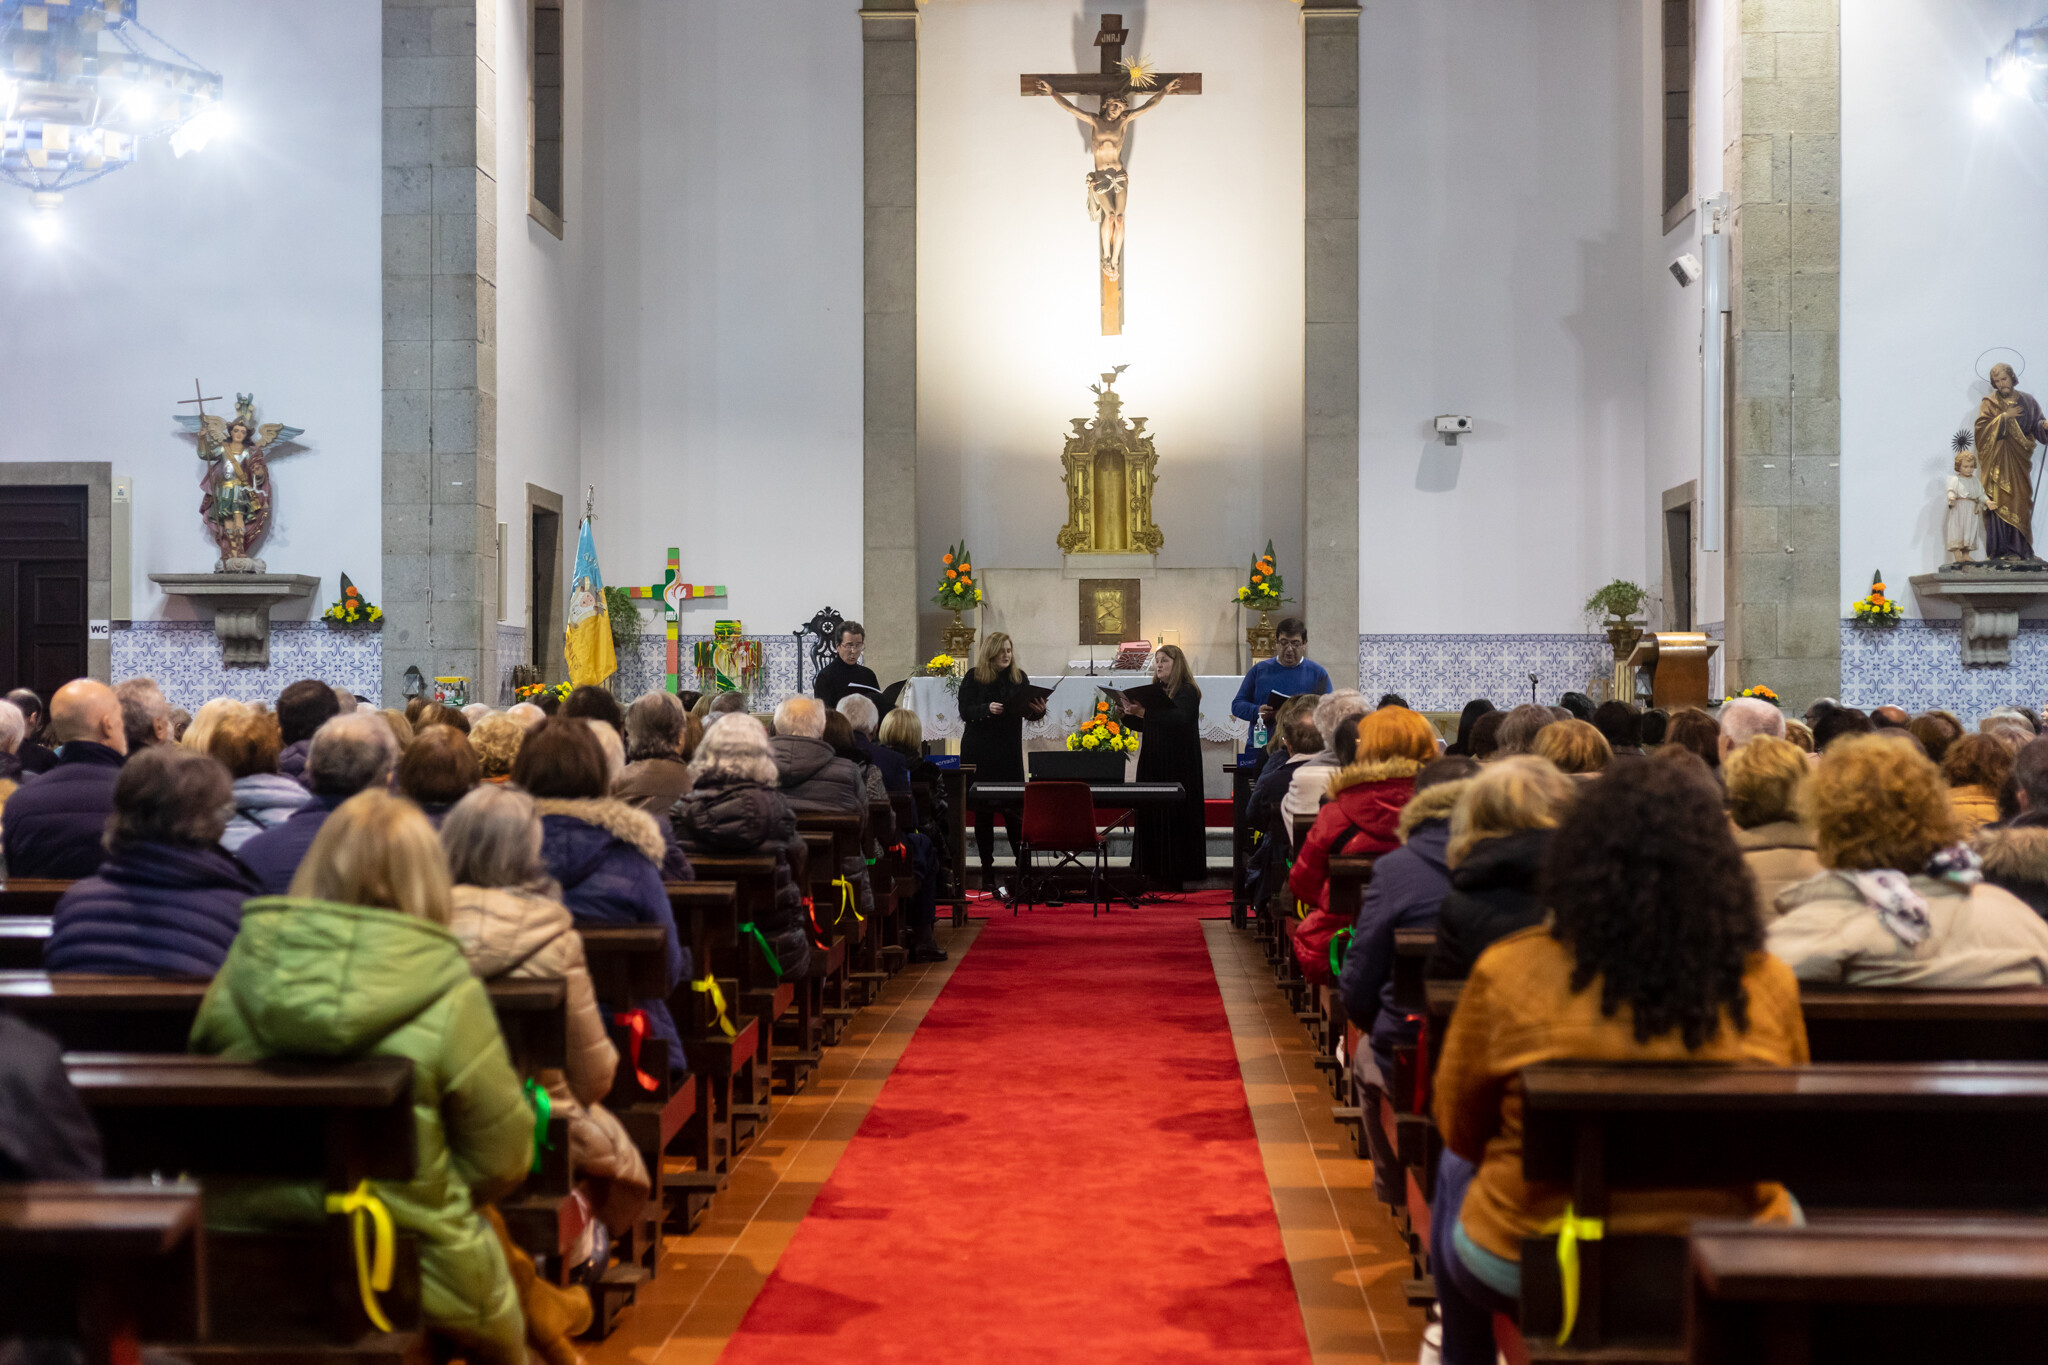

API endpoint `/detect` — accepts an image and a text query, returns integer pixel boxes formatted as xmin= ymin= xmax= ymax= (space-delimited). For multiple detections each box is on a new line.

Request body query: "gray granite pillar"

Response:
xmin=861 ymin=1 xmax=919 ymax=685
xmin=1303 ymin=3 xmax=1361 ymax=683
xmin=382 ymin=0 xmax=498 ymax=705
xmin=1725 ymin=0 xmax=1839 ymax=708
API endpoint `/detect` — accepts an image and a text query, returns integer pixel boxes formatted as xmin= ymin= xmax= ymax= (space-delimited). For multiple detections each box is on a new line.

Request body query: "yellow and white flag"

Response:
xmin=564 ymin=517 xmax=617 ymax=687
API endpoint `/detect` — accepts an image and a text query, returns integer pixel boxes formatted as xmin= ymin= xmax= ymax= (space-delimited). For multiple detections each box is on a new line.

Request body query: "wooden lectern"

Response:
xmin=1627 ymin=632 xmax=1720 ymax=710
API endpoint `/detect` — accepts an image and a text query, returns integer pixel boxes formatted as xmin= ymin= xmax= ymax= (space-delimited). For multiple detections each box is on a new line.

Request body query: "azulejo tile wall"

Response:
xmin=113 ymin=622 xmax=383 ymax=713
xmin=1841 ymin=620 xmax=2048 ymax=715
xmin=611 ymin=633 xmax=806 ymax=709
xmin=1357 ymin=634 xmax=1615 ymax=711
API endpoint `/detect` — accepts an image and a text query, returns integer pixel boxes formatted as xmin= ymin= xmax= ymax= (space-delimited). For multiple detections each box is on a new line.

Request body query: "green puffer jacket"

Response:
xmin=189 ymin=897 xmax=533 ymax=1356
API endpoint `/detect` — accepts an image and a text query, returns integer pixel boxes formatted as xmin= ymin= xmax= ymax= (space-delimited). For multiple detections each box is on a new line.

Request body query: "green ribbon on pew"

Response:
xmin=1546 ymin=1204 xmax=1605 ymax=1346
xmin=324 ymin=1179 xmax=397 ymax=1334
xmin=1329 ymin=927 xmax=1353 ymax=979
xmin=524 ymin=1077 xmax=552 ymax=1175
xmin=739 ymin=920 xmax=784 ymax=979
xmin=693 ymin=974 xmax=738 ymax=1037
xmin=833 ymin=876 xmax=864 ymax=925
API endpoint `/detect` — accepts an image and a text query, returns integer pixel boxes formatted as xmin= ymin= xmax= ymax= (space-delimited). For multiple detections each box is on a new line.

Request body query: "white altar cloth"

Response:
xmin=904 ymin=674 xmax=1249 ymax=746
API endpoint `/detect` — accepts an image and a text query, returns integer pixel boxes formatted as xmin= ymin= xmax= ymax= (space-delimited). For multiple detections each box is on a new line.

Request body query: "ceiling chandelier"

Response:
xmin=1 ymin=0 xmax=225 ymax=227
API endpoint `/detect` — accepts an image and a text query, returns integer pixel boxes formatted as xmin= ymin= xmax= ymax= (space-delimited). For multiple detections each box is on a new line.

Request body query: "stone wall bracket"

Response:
xmin=1909 ymin=568 xmax=2048 ymax=666
xmin=150 ymin=573 xmax=320 ymax=668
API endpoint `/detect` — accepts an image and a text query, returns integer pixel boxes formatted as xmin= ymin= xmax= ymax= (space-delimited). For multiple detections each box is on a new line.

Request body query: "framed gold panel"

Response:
xmin=1079 ymin=578 xmax=1140 ymax=645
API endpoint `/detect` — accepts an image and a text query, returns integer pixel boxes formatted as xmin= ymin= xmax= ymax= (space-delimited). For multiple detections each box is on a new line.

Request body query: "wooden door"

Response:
xmin=0 ymin=486 xmax=90 ymax=695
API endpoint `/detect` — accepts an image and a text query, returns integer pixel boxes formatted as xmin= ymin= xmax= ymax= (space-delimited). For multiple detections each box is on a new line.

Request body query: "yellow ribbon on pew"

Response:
xmin=1294 ymin=897 xmax=1311 ymax=921
xmin=1545 ymin=1204 xmax=1605 ymax=1346
xmin=324 ymin=1179 xmax=396 ymax=1334
xmin=834 ymin=876 xmax=864 ymax=925
xmin=692 ymin=974 xmax=737 ymax=1037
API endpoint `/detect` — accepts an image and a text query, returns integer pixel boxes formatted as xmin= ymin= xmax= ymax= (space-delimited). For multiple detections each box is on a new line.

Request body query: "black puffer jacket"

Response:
xmin=1426 ymin=828 xmax=1554 ymax=981
xmin=672 ymin=775 xmax=813 ymax=979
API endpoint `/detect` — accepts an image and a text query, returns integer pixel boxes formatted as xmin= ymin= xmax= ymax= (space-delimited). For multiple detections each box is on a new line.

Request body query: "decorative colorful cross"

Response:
xmin=627 ymin=547 xmax=727 ymax=694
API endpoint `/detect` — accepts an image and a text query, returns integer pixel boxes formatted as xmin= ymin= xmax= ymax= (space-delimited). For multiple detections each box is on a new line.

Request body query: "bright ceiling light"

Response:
xmin=1977 ymin=84 xmax=2005 ymax=120
xmin=27 ymin=191 xmax=60 ymax=243
xmin=170 ymin=106 xmax=227 ymax=158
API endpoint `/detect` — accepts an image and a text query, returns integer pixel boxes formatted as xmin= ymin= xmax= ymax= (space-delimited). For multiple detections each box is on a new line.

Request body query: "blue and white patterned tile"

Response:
xmin=1841 ymin=619 xmax=2048 ymax=716
xmin=611 ymin=633 xmax=804 ymax=709
xmin=113 ymin=621 xmax=382 ymax=713
xmin=1356 ymin=634 xmax=1616 ymax=711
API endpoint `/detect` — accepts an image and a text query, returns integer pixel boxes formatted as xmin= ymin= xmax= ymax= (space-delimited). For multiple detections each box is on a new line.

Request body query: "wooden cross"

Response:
xmin=177 ymin=378 xmax=223 ymax=419
xmin=626 ymin=547 xmax=727 ymax=695
xmin=1021 ymin=13 xmax=1202 ymax=335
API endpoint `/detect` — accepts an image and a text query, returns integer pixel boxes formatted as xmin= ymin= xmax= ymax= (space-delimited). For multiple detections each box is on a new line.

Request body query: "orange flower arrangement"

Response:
xmin=933 ymin=539 xmax=983 ymax=611
xmin=322 ymin=571 xmax=382 ymax=627
xmin=1235 ymin=540 xmax=1290 ymax=611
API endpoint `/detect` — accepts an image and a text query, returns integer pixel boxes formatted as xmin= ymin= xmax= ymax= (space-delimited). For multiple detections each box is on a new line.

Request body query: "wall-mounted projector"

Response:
xmin=1435 ymin=414 xmax=1473 ymax=446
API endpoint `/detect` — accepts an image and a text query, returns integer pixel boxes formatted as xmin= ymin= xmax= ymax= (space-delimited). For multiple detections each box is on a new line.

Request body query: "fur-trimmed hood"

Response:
xmin=1978 ymin=821 xmax=2048 ymax=887
xmin=532 ymin=796 xmax=667 ymax=866
xmin=1396 ymin=777 xmax=1472 ymax=844
xmin=1325 ymin=755 xmax=1428 ymax=800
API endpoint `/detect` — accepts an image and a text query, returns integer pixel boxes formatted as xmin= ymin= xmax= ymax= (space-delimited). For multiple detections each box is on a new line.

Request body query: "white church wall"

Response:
xmin=916 ymin=0 xmax=1307 ymax=658
xmin=493 ymin=0 xmax=589 ymax=674
xmin=1639 ymin=0 xmax=1728 ymax=639
xmin=573 ymin=1 xmax=863 ymax=645
xmin=1356 ymin=0 xmax=1649 ymax=639
xmin=1841 ymin=0 xmax=2048 ymax=620
xmin=0 ymin=0 xmax=381 ymax=622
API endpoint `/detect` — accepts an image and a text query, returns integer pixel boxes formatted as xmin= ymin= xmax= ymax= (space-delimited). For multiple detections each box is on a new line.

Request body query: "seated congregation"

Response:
xmin=0 ymin=672 xmax=954 ymax=1361
xmin=1243 ymin=690 xmax=2048 ymax=1364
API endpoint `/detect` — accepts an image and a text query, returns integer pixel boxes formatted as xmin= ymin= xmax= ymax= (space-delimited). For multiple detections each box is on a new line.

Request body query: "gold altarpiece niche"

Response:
xmin=1057 ymin=367 xmax=1164 ymax=555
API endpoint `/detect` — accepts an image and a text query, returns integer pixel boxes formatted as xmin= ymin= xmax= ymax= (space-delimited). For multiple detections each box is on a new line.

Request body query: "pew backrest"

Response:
xmin=0 ymin=916 xmax=52 ymax=969
xmin=0 ymin=879 xmax=72 ymax=917
xmin=67 ymin=1052 xmax=418 ymax=1187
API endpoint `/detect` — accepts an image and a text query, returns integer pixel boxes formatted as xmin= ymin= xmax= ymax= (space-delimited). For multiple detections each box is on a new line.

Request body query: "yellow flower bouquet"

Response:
xmin=322 ymin=572 xmax=383 ymax=628
xmin=1234 ymin=539 xmax=1290 ymax=612
xmin=1852 ymin=570 xmax=1902 ymax=628
xmin=932 ymin=541 xmax=984 ymax=612
xmin=1066 ymin=699 xmax=1139 ymax=754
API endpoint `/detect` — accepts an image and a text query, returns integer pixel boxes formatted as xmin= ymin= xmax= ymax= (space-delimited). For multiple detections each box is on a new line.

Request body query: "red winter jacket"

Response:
xmin=1289 ymin=757 xmax=1425 ymax=985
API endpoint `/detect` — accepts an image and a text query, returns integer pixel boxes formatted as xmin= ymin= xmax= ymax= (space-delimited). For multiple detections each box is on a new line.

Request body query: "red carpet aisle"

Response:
xmin=717 ymin=891 xmax=1314 ymax=1364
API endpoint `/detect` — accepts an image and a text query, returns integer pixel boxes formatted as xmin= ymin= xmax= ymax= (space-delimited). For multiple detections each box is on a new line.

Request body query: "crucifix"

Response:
xmin=1021 ymin=14 xmax=1202 ymax=336
xmin=177 ymin=378 xmax=224 ymax=421
xmin=626 ymin=547 xmax=727 ymax=695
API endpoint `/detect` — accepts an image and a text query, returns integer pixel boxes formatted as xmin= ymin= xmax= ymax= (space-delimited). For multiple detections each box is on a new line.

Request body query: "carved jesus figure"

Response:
xmin=1035 ymin=78 xmax=1181 ymax=281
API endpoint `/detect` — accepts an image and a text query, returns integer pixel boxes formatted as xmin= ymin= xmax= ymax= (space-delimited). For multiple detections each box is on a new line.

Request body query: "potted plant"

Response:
xmin=321 ymin=573 xmax=382 ymax=630
xmin=1853 ymin=571 xmax=1903 ymax=628
xmin=1234 ymin=540 xmax=1291 ymax=660
xmin=1062 ymin=698 xmax=1139 ymax=783
xmin=1583 ymin=579 xmax=1651 ymax=662
xmin=932 ymin=540 xmax=982 ymax=657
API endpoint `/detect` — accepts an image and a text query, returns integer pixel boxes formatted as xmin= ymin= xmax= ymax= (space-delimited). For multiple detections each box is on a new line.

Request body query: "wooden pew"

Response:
xmin=798 ymin=811 xmax=877 ymax=1004
xmin=1513 ymin=1061 xmax=2048 ymax=1358
xmin=1799 ymin=985 xmax=2048 ymax=1062
xmin=938 ymin=762 xmax=972 ymax=926
xmin=0 ymin=877 xmax=71 ymax=917
xmin=1685 ymin=1216 xmax=2048 ymax=1365
xmin=575 ymin=923 xmax=695 ymax=1303
xmin=1313 ymin=856 xmax=1375 ymax=1094
xmin=869 ymin=797 xmax=911 ymax=975
xmin=655 ymin=877 xmax=760 ymax=1228
xmin=0 ymin=915 xmax=50 ymax=968
xmin=669 ymin=868 xmax=788 ymax=1117
xmin=0 ymin=972 xmax=568 ymax=1076
xmin=0 ymin=1181 xmax=205 ymax=1365
xmin=1227 ymin=760 xmax=1255 ymax=929
xmin=70 ymin=1052 xmax=426 ymax=1355
xmin=796 ymin=829 xmax=853 ymax=1043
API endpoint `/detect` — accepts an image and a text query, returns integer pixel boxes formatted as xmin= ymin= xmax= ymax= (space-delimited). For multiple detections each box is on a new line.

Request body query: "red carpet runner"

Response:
xmin=718 ymin=891 xmax=1313 ymax=1364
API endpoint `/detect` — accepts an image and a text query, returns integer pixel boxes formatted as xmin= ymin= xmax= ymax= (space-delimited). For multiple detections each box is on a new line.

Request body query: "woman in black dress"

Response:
xmin=1121 ymin=644 xmax=1207 ymax=890
xmin=957 ymin=631 xmax=1044 ymax=895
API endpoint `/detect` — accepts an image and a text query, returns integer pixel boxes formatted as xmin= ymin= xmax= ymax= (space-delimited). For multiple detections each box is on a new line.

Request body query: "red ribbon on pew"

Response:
xmin=612 ymin=1009 xmax=660 ymax=1091
xmin=804 ymin=895 xmax=828 ymax=952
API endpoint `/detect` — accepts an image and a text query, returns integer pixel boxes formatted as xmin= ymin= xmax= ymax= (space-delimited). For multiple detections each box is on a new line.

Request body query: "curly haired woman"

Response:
xmin=1767 ymin=735 xmax=2048 ymax=986
xmin=1940 ymin=732 xmax=2012 ymax=837
xmin=1428 ymin=757 xmax=1808 ymax=1365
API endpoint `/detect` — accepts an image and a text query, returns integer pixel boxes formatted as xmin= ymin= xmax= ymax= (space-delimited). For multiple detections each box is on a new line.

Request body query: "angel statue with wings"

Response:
xmin=174 ymin=392 xmax=305 ymax=572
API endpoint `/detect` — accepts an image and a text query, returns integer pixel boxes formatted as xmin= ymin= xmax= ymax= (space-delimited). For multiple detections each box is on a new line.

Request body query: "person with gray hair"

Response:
xmin=1493 ymin=704 xmax=1557 ymax=757
xmin=1281 ymin=690 xmax=1372 ymax=839
xmin=506 ymin=701 xmax=546 ymax=731
xmin=673 ymin=716 xmax=816 ymax=973
xmin=114 ymin=677 xmax=175 ymax=753
xmin=773 ymin=694 xmax=827 ymax=740
xmin=442 ymin=783 xmax=652 ymax=1231
xmin=614 ymin=692 xmax=696 ymax=817
xmin=0 ymin=699 xmax=26 ymax=804
xmin=1717 ymin=696 xmax=1787 ymax=762
xmin=238 ymin=712 xmax=400 ymax=894
xmin=837 ymin=693 xmax=912 ymax=794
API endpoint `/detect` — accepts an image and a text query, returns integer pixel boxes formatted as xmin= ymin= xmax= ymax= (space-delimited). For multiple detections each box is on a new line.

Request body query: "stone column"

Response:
xmin=382 ymin=0 xmax=498 ymax=704
xmin=861 ymin=1 xmax=919 ymax=684
xmin=1725 ymin=0 xmax=1839 ymax=708
xmin=1302 ymin=3 xmax=1361 ymax=684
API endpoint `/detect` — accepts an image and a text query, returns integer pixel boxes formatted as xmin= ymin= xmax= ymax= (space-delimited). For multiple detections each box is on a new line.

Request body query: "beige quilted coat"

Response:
xmin=450 ymin=883 xmax=653 ymax=1230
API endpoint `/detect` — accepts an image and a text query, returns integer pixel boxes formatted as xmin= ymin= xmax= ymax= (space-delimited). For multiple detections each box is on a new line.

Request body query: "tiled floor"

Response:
xmin=583 ymin=920 xmax=980 ymax=1365
xmin=1205 ymin=921 xmax=1430 ymax=1365
xmin=582 ymin=912 xmax=1427 ymax=1365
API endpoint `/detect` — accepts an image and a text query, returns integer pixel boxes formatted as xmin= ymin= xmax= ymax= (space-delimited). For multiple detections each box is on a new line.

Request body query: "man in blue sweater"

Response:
xmin=1230 ymin=617 xmax=1333 ymax=741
